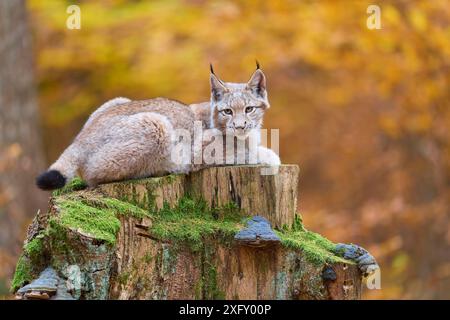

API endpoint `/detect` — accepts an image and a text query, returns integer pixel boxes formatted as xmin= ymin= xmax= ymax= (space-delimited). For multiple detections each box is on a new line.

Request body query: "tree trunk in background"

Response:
xmin=0 ymin=0 xmax=47 ymax=292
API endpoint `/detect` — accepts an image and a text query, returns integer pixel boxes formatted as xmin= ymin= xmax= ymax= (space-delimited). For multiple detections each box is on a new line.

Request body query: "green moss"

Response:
xmin=193 ymin=244 xmax=225 ymax=300
xmin=194 ymin=278 xmax=203 ymax=300
xmin=23 ymin=236 xmax=45 ymax=260
xmin=11 ymin=232 xmax=49 ymax=292
xmin=10 ymin=256 xmax=33 ymax=292
xmin=203 ymin=263 xmax=222 ymax=299
xmin=52 ymin=192 xmax=149 ymax=245
xmin=164 ymin=174 xmax=178 ymax=184
xmin=55 ymin=198 xmax=121 ymax=244
xmin=149 ymin=196 xmax=244 ymax=251
xmin=143 ymin=252 xmax=153 ymax=264
xmin=57 ymin=181 xmax=331 ymax=268
xmin=53 ymin=177 xmax=88 ymax=196
xmin=92 ymin=196 xmax=149 ymax=219
xmin=202 ymin=251 xmax=225 ymax=299
xmin=277 ymin=215 xmax=351 ymax=265
xmin=118 ymin=272 xmax=130 ymax=285
xmin=48 ymin=219 xmax=72 ymax=256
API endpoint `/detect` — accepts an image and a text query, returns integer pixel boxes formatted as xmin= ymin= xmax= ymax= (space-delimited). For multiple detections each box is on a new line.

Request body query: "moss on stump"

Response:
xmin=12 ymin=165 xmax=362 ymax=299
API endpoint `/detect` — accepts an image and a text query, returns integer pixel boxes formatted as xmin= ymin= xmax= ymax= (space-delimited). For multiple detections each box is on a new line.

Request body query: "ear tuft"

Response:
xmin=255 ymin=60 xmax=260 ymax=70
xmin=247 ymin=69 xmax=266 ymax=99
xmin=210 ymin=71 xmax=228 ymax=102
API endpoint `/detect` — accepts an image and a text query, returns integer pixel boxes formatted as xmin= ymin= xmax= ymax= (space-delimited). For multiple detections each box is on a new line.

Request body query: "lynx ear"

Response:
xmin=246 ymin=68 xmax=266 ymax=99
xmin=210 ymin=64 xmax=228 ymax=102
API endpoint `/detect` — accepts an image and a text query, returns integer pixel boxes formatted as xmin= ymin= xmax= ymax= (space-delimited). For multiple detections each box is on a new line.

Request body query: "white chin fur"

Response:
xmin=235 ymin=133 xmax=249 ymax=140
xmin=233 ymin=129 xmax=250 ymax=140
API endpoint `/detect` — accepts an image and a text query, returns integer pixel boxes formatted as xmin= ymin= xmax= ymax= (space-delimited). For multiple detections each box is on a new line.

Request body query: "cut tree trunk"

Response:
xmin=12 ymin=165 xmax=362 ymax=300
xmin=99 ymin=165 xmax=299 ymax=229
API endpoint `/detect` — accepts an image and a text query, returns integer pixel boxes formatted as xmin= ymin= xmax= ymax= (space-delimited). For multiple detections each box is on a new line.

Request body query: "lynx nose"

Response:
xmin=234 ymin=121 xmax=247 ymax=130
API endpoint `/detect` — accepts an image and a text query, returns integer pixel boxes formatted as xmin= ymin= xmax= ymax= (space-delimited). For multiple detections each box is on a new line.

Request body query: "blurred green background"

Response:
xmin=0 ymin=0 xmax=449 ymax=299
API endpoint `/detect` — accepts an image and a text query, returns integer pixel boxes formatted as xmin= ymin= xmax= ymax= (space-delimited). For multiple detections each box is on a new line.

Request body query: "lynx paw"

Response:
xmin=257 ymin=146 xmax=281 ymax=166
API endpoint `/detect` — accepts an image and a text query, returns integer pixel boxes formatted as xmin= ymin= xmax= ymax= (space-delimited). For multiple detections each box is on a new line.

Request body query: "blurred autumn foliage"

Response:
xmin=1 ymin=0 xmax=449 ymax=299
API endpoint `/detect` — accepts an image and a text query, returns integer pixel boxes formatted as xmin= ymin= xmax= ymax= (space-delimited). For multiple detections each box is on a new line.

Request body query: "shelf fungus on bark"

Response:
xmin=234 ymin=216 xmax=281 ymax=247
xmin=335 ymin=243 xmax=379 ymax=277
xmin=322 ymin=266 xmax=337 ymax=281
xmin=15 ymin=267 xmax=74 ymax=300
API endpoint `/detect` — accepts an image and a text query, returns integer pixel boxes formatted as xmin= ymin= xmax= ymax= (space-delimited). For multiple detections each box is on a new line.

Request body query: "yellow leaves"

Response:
xmin=379 ymin=116 xmax=400 ymax=138
xmin=46 ymin=92 xmax=95 ymax=127
xmin=383 ymin=5 xmax=402 ymax=26
xmin=208 ymin=1 xmax=241 ymax=20
xmin=391 ymin=252 xmax=410 ymax=277
xmin=380 ymin=111 xmax=433 ymax=138
xmin=408 ymin=8 xmax=428 ymax=32
xmin=0 ymin=144 xmax=23 ymax=205
xmin=29 ymin=0 xmax=450 ymax=153
xmin=406 ymin=112 xmax=433 ymax=133
xmin=325 ymin=87 xmax=350 ymax=107
xmin=4 ymin=143 xmax=22 ymax=160
xmin=0 ymin=143 xmax=22 ymax=171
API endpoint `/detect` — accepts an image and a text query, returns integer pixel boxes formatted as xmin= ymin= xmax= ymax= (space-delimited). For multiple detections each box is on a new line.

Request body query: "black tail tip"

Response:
xmin=36 ymin=170 xmax=66 ymax=190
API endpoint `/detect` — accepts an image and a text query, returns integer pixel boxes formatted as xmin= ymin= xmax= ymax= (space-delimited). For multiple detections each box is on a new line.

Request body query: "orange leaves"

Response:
xmin=27 ymin=0 xmax=450 ymax=299
xmin=0 ymin=143 xmax=22 ymax=173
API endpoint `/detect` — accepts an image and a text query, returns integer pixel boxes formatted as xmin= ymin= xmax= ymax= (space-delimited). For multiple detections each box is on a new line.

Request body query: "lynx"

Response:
xmin=36 ymin=64 xmax=280 ymax=190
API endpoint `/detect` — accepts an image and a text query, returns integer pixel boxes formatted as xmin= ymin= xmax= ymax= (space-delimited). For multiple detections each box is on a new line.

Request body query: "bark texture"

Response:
xmin=99 ymin=165 xmax=299 ymax=229
xmin=12 ymin=165 xmax=363 ymax=300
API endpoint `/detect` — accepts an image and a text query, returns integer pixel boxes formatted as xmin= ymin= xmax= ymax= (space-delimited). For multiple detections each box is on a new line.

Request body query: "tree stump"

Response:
xmin=11 ymin=165 xmax=363 ymax=300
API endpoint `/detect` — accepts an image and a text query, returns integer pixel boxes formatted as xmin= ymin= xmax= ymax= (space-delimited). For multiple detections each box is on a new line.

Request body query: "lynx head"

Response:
xmin=210 ymin=62 xmax=270 ymax=139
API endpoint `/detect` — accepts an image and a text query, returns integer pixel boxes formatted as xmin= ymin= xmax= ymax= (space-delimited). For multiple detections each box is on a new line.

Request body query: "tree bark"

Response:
xmin=0 ymin=0 xmax=47 ymax=288
xmin=99 ymin=165 xmax=299 ymax=229
xmin=12 ymin=165 xmax=363 ymax=300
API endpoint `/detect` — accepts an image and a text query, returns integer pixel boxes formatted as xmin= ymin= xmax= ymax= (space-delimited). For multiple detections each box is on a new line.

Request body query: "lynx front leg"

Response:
xmin=81 ymin=112 xmax=174 ymax=187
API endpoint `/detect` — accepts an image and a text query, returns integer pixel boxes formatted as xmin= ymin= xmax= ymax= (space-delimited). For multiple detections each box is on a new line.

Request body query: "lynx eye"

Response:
xmin=245 ymin=106 xmax=255 ymax=113
xmin=222 ymin=108 xmax=233 ymax=115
